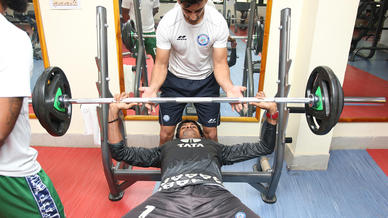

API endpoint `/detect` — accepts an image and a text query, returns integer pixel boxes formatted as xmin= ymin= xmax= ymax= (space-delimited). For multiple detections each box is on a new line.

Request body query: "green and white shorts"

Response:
xmin=0 ymin=169 xmax=65 ymax=217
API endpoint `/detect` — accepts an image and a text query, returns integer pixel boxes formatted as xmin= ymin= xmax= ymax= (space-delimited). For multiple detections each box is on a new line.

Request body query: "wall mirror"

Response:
xmin=4 ymin=0 xmax=48 ymax=119
xmin=4 ymin=1 xmax=46 ymax=93
xmin=117 ymin=0 xmax=272 ymax=121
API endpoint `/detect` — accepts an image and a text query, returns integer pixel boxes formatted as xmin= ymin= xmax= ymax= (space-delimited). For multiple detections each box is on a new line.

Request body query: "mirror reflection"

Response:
xmin=117 ymin=0 xmax=268 ymax=118
xmin=3 ymin=1 xmax=44 ymax=92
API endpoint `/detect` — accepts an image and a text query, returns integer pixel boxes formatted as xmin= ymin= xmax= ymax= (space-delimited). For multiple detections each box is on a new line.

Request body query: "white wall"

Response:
xmin=30 ymin=0 xmax=388 ymax=162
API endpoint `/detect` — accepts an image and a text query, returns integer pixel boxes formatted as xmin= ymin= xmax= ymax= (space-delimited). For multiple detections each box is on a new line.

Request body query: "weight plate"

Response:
xmin=32 ymin=67 xmax=72 ymax=136
xmin=305 ymin=66 xmax=343 ymax=135
xmin=121 ymin=20 xmax=137 ymax=53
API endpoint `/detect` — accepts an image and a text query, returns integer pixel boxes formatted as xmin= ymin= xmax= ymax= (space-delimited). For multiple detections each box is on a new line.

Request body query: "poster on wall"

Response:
xmin=50 ymin=0 xmax=81 ymax=9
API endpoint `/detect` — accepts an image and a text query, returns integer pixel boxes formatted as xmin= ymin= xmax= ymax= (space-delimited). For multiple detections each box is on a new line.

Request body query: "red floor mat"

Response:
xmin=367 ymin=149 xmax=388 ymax=177
xmin=35 ymin=146 xmax=156 ymax=218
xmin=340 ymin=65 xmax=388 ymax=121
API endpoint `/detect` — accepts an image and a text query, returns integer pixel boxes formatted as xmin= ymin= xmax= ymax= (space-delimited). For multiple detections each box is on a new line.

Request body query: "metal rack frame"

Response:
xmin=97 ymin=5 xmax=292 ymax=203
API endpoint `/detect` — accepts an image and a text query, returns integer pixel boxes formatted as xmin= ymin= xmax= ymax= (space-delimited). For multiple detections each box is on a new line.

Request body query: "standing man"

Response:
xmin=141 ymin=0 xmax=246 ymax=145
xmin=122 ymin=0 xmax=159 ymax=62
xmin=0 ymin=0 xmax=65 ymax=217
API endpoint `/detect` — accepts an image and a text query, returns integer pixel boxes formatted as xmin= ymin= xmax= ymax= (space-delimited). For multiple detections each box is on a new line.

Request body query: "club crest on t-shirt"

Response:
xmin=197 ymin=34 xmax=210 ymax=46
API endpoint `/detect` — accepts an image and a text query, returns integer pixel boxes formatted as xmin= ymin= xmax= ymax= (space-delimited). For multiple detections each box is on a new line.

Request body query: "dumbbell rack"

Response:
xmin=97 ymin=5 xmax=291 ymax=204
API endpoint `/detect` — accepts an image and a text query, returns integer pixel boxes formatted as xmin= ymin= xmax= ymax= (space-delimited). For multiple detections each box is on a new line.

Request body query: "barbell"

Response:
xmin=30 ymin=66 xmax=385 ymax=137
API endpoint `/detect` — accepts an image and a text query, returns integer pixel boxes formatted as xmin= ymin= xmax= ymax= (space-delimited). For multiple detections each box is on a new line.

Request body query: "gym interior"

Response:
xmin=3 ymin=0 xmax=388 ymax=217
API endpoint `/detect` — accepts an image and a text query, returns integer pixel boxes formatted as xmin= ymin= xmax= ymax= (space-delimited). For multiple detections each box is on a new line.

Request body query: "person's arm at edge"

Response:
xmin=0 ymin=97 xmax=23 ymax=147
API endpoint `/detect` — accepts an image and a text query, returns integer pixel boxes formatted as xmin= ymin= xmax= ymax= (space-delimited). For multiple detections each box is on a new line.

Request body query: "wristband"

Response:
xmin=108 ymin=118 xmax=119 ymax=124
xmin=266 ymin=111 xmax=279 ymax=120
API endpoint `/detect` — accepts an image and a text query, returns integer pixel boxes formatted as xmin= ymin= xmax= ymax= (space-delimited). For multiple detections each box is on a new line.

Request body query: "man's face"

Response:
xmin=178 ymin=0 xmax=207 ymax=25
xmin=179 ymin=122 xmax=201 ymax=139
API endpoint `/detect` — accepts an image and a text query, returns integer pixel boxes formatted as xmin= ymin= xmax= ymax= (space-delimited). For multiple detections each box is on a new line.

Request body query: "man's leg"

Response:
xmin=159 ymin=72 xmax=188 ymax=145
xmin=192 ymin=73 xmax=220 ymax=142
xmin=158 ymin=101 xmax=186 ymax=145
xmin=202 ymin=126 xmax=218 ymax=142
xmin=123 ymin=189 xmax=191 ymax=218
xmin=144 ymin=32 xmax=156 ymax=62
xmin=192 ymin=185 xmax=260 ymax=218
xmin=159 ymin=125 xmax=176 ymax=145
xmin=0 ymin=169 xmax=65 ymax=218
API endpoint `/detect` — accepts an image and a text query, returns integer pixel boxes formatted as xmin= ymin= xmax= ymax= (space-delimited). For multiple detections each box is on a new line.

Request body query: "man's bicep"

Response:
xmin=212 ymin=47 xmax=228 ymax=65
xmin=0 ymin=97 xmax=23 ymax=145
xmin=155 ymin=48 xmax=170 ymax=66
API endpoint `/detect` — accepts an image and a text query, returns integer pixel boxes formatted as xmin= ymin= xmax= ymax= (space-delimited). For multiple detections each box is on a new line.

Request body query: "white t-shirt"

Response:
xmin=157 ymin=5 xmax=229 ymax=80
xmin=0 ymin=14 xmax=41 ymax=177
xmin=122 ymin=0 xmax=160 ymax=33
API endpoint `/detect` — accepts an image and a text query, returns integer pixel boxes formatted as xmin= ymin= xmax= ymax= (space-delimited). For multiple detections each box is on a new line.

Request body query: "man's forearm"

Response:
xmin=259 ymin=120 xmax=277 ymax=154
xmin=213 ymin=64 xmax=234 ymax=93
xmin=0 ymin=97 xmax=23 ymax=147
xmin=149 ymin=63 xmax=168 ymax=91
xmin=108 ymin=107 xmax=123 ymax=144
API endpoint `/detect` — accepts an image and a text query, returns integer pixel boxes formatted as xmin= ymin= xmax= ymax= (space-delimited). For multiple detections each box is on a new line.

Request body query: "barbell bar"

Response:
xmin=30 ymin=66 xmax=386 ymax=137
xmin=60 ymin=96 xmax=315 ymax=104
xmin=27 ymin=96 xmax=386 ymax=105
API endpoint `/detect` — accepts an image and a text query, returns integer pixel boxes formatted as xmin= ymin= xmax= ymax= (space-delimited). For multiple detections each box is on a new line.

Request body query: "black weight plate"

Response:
xmin=226 ymin=10 xmax=231 ymax=28
xmin=332 ymin=72 xmax=344 ymax=129
xmin=121 ymin=20 xmax=136 ymax=53
xmin=305 ymin=66 xmax=341 ymax=135
xmin=253 ymin=20 xmax=264 ymax=55
xmin=32 ymin=67 xmax=72 ymax=136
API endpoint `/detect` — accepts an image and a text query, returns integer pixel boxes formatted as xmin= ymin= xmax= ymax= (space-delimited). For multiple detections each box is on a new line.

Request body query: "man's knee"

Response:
xmin=203 ymin=127 xmax=218 ymax=142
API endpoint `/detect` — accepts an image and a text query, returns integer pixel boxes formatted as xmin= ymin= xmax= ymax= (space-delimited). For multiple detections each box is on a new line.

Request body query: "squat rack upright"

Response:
xmin=97 ymin=5 xmax=292 ymax=204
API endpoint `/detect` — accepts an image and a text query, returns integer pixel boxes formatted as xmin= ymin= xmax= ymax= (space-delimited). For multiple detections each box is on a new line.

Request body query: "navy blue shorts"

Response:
xmin=159 ymin=71 xmax=220 ymax=127
xmin=123 ymin=184 xmax=260 ymax=218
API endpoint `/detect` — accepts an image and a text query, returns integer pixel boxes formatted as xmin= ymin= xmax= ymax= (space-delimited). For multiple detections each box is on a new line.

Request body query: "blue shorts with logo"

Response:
xmin=159 ymin=71 xmax=220 ymax=127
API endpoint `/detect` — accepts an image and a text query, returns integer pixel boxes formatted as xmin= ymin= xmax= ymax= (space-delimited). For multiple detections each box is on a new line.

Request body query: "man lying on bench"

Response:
xmin=107 ymin=91 xmax=278 ymax=218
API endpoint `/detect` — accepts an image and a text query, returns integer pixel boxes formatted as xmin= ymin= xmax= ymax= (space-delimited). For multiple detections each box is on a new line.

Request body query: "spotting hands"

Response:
xmin=109 ymin=92 xmax=138 ymax=115
xmin=250 ymin=91 xmax=277 ymax=115
xmin=226 ymin=85 xmax=247 ymax=112
xmin=138 ymin=86 xmax=157 ymax=113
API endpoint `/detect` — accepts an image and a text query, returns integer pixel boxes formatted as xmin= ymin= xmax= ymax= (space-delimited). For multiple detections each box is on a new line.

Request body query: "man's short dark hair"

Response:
xmin=179 ymin=0 xmax=204 ymax=8
xmin=0 ymin=0 xmax=28 ymax=12
xmin=175 ymin=119 xmax=204 ymax=139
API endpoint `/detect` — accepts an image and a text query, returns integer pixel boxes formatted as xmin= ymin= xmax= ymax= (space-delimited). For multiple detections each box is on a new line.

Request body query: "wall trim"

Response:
xmin=285 ymin=144 xmax=330 ymax=171
xmin=331 ymin=136 xmax=388 ymax=150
